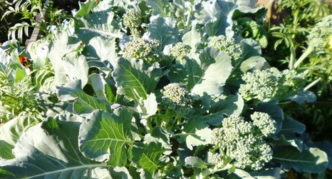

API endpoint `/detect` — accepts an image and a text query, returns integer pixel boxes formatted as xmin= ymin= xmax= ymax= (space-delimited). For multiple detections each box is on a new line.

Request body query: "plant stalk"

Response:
xmin=293 ymin=47 xmax=314 ymax=69
xmin=304 ymin=78 xmax=321 ymax=91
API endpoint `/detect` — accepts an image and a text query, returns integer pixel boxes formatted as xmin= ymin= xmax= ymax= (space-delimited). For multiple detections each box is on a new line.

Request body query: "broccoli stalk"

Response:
xmin=292 ymin=15 xmax=332 ymax=69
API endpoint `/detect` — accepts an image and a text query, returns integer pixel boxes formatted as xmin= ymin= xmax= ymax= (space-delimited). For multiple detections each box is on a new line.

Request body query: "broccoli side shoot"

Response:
xmin=211 ymin=115 xmax=273 ymax=171
xmin=122 ymin=38 xmax=161 ymax=63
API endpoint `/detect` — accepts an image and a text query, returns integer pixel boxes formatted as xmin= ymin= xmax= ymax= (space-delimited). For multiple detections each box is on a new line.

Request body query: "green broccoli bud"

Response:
xmin=208 ymin=35 xmax=243 ymax=60
xmin=169 ymin=42 xmax=191 ymax=63
xmin=239 ymin=68 xmax=282 ymax=101
xmin=123 ymin=9 xmax=143 ymax=38
xmin=251 ymin=112 xmax=277 ymax=137
xmin=122 ymin=38 xmax=160 ymax=63
xmin=212 ymin=115 xmax=273 ymax=171
xmin=239 ymin=68 xmax=306 ymax=102
xmin=161 ymin=83 xmax=189 ymax=106
xmin=307 ymin=15 xmax=332 ymax=54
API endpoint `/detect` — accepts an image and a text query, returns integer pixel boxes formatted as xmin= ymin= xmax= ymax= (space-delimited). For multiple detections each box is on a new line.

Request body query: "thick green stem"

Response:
xmin=288 ymin=47 xmax=296 ymax=69
xmin=304 ymin=78 xmax=321 ymax=91
xmin=293 ymin=47 xmax=314 ymax=69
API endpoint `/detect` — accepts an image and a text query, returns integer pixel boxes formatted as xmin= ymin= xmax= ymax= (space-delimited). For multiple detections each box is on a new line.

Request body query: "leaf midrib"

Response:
xmin=119 ymin=61 xmax=147 ymax=99
xmin=273 ymin=157 xmax=317 ymax=164
xmin=29 ymin=163 xmax=110 ymax=178
xmin=85 ymin=138 xmax=133 ymax=143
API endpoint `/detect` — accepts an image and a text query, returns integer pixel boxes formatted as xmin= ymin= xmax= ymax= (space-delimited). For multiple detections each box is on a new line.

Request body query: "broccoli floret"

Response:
xmin=239 ymin=68 xmax=282 ymax=101
xmin=169 ymin=42 xmax=191 ymax=63
xmin=208 ymin=35 xmax=243 ymax=60
xmin=212 ymin=115 xmax=273 ymax=171
xmin=251 ymin=112 xmax=277 ymax=137
xmin=123 ymin=9 xmax=143 ymax=38
xmin=307 ymin=15 xmax=332 ymax=55
xmin=161 ymin=83 xmax=189 ymax=106
xmin=239 ymin=68 xmax=305 ymax=102
xmin=122 ymin=38 xmax=160 ymax=63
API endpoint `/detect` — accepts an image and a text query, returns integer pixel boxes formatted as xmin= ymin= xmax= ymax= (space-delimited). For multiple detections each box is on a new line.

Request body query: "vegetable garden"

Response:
xmin=0 ymin=0 xmax=331 ymax=178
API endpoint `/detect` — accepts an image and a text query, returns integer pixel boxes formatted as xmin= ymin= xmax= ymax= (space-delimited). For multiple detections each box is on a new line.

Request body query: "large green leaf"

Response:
xmin=182 ymin=26 xmax=202 ymax=53
xmin=133 ymin=143 xmax=165 ymax=173
xmin=144 ymin=16 xmax=181 ymax=48
xmin=185 ymin=156 xmax=207 ymax=169
xmin=168 ymin=58 xmax=203 ymax=90
xmin=58 ymin=85 xmax=111 ymax=114
xmin=0 ymin=119 xmax=113 ymax=178
xmin=191 ymin=48 xmax=233 ymax=96
xmin=185 ymin=127 xmax=213 ymax=150
xmin=195 ymin=0 xmax=236 ymax=36
xmin=0 ymin=140 xmax=14 ymax=159
xmin=280 ymin=116 xmax=306 ymax=134
xmin=74 ymin=0 xmax=98 ymax=18
xmin=76 ymin=2 xmax=123 ymax=42
xmin=202 ymin=94 xmax=244 ymax=126
xmin=79 ymin=109 xmax=134 ymax=166
xmin=240 ymin=56 xmax=269 ymax=73
xmin=137 ymin=93 xmax=158 ymax=119
xmin=233 ymin=168 xmax=281 ymax=179
xmin=273 ymin=147 xmax=329 ymax=173
xmin=147 ymin=0 xmax=170 ymax=16
xmin=315 ymin=141 xmax=332 ymax=169
xmin=113 ymin=58 xmax=161 ymax=101
xmin=48 ymin=31 xmax=89 ymax=88
xmin=86 ymin=36 xmax=118 ymax=65
xmin=0 ymin=115 xmax=39 ymax=159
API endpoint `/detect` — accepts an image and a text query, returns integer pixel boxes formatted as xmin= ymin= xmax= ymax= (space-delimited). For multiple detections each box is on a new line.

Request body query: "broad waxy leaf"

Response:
xmin=76 ymin=2 xmax=123 ymax=42
xmin=195 ymin=0 xmax=236 ymax=36
xmin=185 ymin=156 xmax=207 ymax=169
xmin=0 ymin=115 xmax=39 ymax=159
xmin=315 ymin=141 xmax=332 ymax=169
xmin=144 ymin=16 xmax=181 ymax=48
xmin=289 ymin=90 xmax=317 ymax=104
xmin=168 ymin=58 xmax=203 ymax=90
xmin=273 ymin=147 xmax=329 ymax=173
xmin=133 ymin=143 xmax=165 ymax=173
xmin=48 ymin=31 xmax=89 ymax=88
xmin=0 ymin=119 xmax=113 ymax=178
xmin=0 ymin=140 xmax=14 ymax=159
xmin=202 ymin=94 xmax=244 ymax=126
xmin=58 ymin=85 xmax=111 ymax=114
xmin=240 ymin=56 xmax=269 ymax=73
xmin=191 ymin=48 xmax=233 ymax=96
xmin=86 ymin=36 xmax=118 ymax=65
xmin=79 ymin=109 xmax=134 ymax=165
xmin=137 ymin=93 xmax=158 ymax=119
xmin=113 ymin=58 xmax=161 ymax=101
xmin=280 ymin=116 xmax=306 ymax=134
xmin=182 ymin=26 xmax=202 ymax=53
xmin=185 ymin=127 xmax=213 ymax=150
xmin=233 ymin=168 xmax=281 ymax=179
xmin=74 ymin=0 xmax=98 ymax=18
xmin=147 ymin=0 xmax=170 ymax=16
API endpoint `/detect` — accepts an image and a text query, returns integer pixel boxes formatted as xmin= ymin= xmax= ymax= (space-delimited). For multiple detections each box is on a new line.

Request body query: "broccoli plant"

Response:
xmin=0 ymin=0 xmax=329 ymax=178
